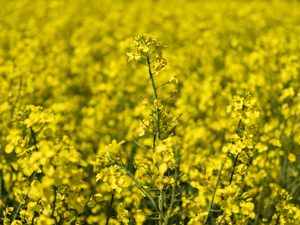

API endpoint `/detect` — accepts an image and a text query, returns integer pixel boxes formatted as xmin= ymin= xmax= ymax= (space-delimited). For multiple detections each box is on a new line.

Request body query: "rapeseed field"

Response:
xmin=1 ymin=0 xmax=300 ymax=224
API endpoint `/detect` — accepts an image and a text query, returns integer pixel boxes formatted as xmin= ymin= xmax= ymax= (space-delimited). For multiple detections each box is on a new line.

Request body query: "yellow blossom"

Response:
xmin=117 ymin=203 xmax=129 ymax=224
xmin=154 ymin=99 xmax=163 ymax=109
xmin=171 ymin=89 xmax=181 ymax=98
xmin=168 ymin=76 xmax=178 ymax=84
xmin=6 ymin=206 xmax=14 ymax=215
xmin=288 ymin=153 xmax=296 ymax=163
xmin=142 ymin=98 xmax=149 ymax=108
xmin=134 ymin=210 xmax=146 ymax=225
xmin=127 ymin=52 xmax=142 ymax=62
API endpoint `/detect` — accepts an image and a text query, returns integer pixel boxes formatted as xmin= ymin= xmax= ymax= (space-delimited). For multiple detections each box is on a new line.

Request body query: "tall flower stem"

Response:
xmin=106 ymin=189 xmax=115 ymax=225
xmin=51 ymin=186 xmax=57 ymax=225
xmin=165 ymin=156 xmax=180 ymax=225
xmin=229 ymin=153 xmax=240 ymax=185
xmin=145 ymin=52 xmax=160 ymax=144
xmin=145 ymin=51 xmax=165 ymax=225
xmin=204 ymin=163 xmax=224 ymax=223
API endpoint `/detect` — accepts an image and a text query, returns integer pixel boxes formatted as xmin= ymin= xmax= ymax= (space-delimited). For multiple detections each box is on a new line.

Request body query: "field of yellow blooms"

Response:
xmin=1 ymin=0 xmax=300 ymax=224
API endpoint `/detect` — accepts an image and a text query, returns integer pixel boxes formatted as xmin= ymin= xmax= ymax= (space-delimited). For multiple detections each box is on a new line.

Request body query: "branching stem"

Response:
xmin=204 ymin=163 xmax=224 ymax=223
xmin=119 ymin=164 xmax=165 ymax=220
xmin=146 ymin=52 xmax=160 ymax=143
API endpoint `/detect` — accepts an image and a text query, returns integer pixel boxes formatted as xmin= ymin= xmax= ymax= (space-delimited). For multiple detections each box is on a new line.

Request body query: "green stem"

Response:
xmin=229 ymin=153 xmax=239 ymax=185
xmin=161 ymin=96 xmax=172 ymax=102
xmin=31 ymin=211 xmax=39 ymax=224
xmin=138 ymin=60 xmax=148 ymax=66
xmin=275 ymin=214 xmax=280 ymax=225
xmin=254 ymin=172 xmax=269 ymax=225
xmin=150 ymin=46 xmax=158 ymax=57
xmin=156 ymin=81 xmax=169 ymax=89
xmin=51 ymin=187 xmax=57 ymax=224
xmin=217 ymin=215 xmax=225 ymax=225
xmin=132 ymin=136 xmax=148 ymax=149
xmin=286 ymin=109 xmax=297 ymax=190
xmin=106 ymin=189 xmax=115 ymax=225
xmin=65 ymin=214 xmax=79 ymax=225
xmin=146 ymin=52 xmax=160 ymax=142
xmin=30 ymin=126 xmax=39 ymax=152
xmin=165 ymin=157 xmax=180 ymax=225
xmin=142 ymin=167 xmax=152 ymax=177
xmin=153 ymin=134 xmax=157 ymax=149
xmin=204 ymin=163 xmax=224 ymax=223
xmin=12 ymin=202 xmax=22 ymax=221
xmin=159 ymin=191 xmax=164 ymax=225
xmin=119 ymin=165 xmax=165 ymax=220
xmin=0 ymin=172 xmax=2 ymax=217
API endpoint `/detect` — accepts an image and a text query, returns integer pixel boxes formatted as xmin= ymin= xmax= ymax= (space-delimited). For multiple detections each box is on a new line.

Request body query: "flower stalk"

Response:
xmin=145 ymin=51 xmax=161 ymax=143
xmin=204 ymin=163 xmax=224 ymax=223
xmin=126 ymin=34 xmax=181 ymax=224
xmin=106 ymin=189 xmax=115 ymax=225
xmin=165 ymin=156 xmax=180 ymax=225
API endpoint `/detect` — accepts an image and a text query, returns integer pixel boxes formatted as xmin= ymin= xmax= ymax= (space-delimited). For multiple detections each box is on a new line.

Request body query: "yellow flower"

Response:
xmin=3 ymin=218 xmax=11 ymax=225
xmin=142 ymin=98 xmax=149 ymax=108
xmin=96 ymin=165 xmax=129 ymax=193
xmin=87 ymin=194 xmax=102 ymax=208
xmin=36 ymin=214 xmax=56 ymax=225
xmin=106 ymin=139 xmax=126 ymax=164
xmin=168 ymin=76 xmax=178 ymax=84
xmin=171 ymin=89 xmax=181 ymax=98
xmin=6 ymin=206 xmax=14 ymax=215
xmin=28 ymin=179 xmax=54 ymax=203
xmin=288 ymin=153 xmax=296 ymax=163
xmin=11 ymin=221 xmax=22 ymax=225
xmin=172 ymin=115 xmax=180 ymax=127
xmin=154 ymin=99 xmax=163 ymax=109
xmin=75 ymin=220 xmax=83 ymax=225
xmin=14 ymin=188 xmax=26 ymax=204
xmin=19 ymin=210 xmax=29 ymax=222
xmin=23 ymin=105 xmax=55 ymax=128
xmin=117 ymin=203 xmax=129 ymax=224
xmin=138 ymin=126 xmax=146 ymax=137
xmin=240 ymin=201 xmax=255 ymax=218
xmin=152 ymin=59 xmax=167 ymax=73
xmin=138 ymin=119 xmax=150 ymax=136
xmin=137 ymin=44 xmax=149 ymax=53
xmin=127 ymin=52 xmax=142 ymax=62
xmin=134 ymin=209 xmax=146 ymax=225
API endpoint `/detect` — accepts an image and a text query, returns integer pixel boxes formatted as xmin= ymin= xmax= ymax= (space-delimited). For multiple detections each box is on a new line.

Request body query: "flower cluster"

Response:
xmin=128 ymin=33 xmax=181 ymax=144
xmin=127 ymin=34 xmax=167 ymax=73
xmin=95 ymin=165 xmax=129 ymax=194
xmin=263 ymin=183 xmax=300 ymax=224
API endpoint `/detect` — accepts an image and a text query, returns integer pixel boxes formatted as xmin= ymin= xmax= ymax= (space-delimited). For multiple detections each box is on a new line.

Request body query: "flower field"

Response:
xmin=1 ymin=0 xmax=300 ymax=224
